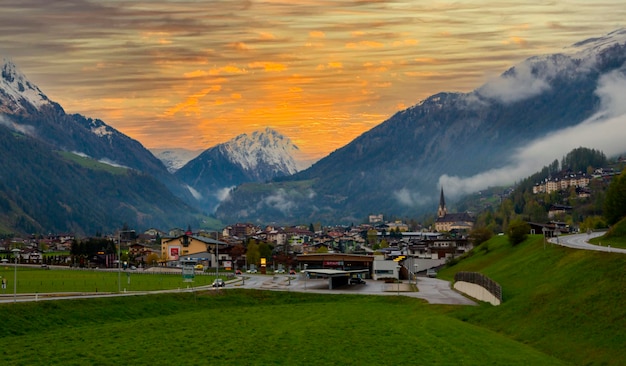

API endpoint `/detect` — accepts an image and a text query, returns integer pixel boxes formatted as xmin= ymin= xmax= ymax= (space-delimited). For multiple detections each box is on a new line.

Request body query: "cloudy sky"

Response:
xmin=1 ymin=1 xmax=625 ymax=164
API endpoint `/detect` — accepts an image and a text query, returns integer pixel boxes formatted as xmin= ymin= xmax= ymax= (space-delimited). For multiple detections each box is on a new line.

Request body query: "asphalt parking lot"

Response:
xmin=232 ymin=274 xmax=476 ymax=305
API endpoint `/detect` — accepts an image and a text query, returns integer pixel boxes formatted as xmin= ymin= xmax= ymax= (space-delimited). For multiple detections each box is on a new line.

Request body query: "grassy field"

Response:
xmin=439 ymin=234 xmax=626 ymax=365
xmin=0 ymin=290 xmax=565 ymax=365
xmin=0 ymin=267 xmax=217 ymax=294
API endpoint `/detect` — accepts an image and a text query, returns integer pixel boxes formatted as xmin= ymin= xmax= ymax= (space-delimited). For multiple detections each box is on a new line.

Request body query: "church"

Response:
xmin=434 ymin=188 xmax=475 ymax=232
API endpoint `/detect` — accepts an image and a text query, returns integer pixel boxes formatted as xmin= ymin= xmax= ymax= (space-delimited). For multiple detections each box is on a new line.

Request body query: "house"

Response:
xmin=128 ymin=243 xmax=151 ymax=258
xmin=369 ymin=214 xmax=384 ymax=224
xmin=161 ymin=232 xmax=227 ymax=267
xmin=372 ymin=255 xmax=402 ymax=280
xmin=533 ymin=172 xmax=591 ymax=194
xmin=386 ymin=221 xmax=409 ymax=232
xmin=548 ymin=204 xmax=572 ymax=219
xmin=225 ymin=223 xmax=257 ymax=238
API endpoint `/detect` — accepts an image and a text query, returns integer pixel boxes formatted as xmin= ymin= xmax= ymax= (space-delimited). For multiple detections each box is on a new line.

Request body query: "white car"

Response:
xmin=246 ymin=268 xmax=257 ymax=274
xmin=275 ymin=269 xmax=285 ymax=274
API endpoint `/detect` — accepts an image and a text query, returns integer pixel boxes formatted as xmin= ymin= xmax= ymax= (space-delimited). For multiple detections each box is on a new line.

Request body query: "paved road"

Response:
xmin=0 ymin=272 xmax=475 ymax=305
xmin=549 ymin=231 xmax=626 ymax=254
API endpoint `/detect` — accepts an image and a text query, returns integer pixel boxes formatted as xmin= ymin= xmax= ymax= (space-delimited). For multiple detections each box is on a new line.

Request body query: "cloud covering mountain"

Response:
xmin=441 ymin=29 xmax=626 ymax=200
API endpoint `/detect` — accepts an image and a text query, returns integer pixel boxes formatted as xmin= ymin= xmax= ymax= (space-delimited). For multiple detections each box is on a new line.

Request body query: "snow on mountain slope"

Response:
xmin=221 ymin=127 xmax=299 ymax=175
xmin=477 ymin=28 xmax=626 ymax=105
xmin=0 ymin=58 xmax=50 ymax=113
xmin=567 ymin=28 xmax=626 ymax=57
xmin=173 ymin=127 xmax=301 ymax=213
xmin=152 ymin=148 xmax=203 ymax=173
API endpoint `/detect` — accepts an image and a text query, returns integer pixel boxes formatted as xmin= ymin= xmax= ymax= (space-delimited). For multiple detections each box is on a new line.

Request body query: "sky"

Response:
xmin=1 ymin=1 xmax=626 ymax=165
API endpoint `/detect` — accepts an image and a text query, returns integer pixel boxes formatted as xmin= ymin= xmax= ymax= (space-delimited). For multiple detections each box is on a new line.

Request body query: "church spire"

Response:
xmin=437 ymin=187 xmax=447 ymax=218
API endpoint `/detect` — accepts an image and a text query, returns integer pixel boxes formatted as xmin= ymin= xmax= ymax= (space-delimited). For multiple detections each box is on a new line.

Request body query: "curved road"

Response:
xmin=549 ymin=231 xmax=626 ymax=254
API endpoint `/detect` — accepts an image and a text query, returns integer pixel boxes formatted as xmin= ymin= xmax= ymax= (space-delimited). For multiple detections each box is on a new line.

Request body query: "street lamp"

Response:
xmin=12 ymin=248 xmax=20 ymax=302
xmin=215 ymin=231 xmax=219 ymax=280
xmin=117 ymin=230 xmax=134 ymax=293
xmin=304 ymin=264 xmax=308 ymax=290
xmin=396 ymin=265 xmax=401 ymax=295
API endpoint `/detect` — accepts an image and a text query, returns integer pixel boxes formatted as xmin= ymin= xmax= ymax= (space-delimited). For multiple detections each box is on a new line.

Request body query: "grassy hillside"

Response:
xmin=440 ymin=234 xmax=626 ymax=365
xmin=57 ymin=151 xmax=128 ymax=175
xmin=589 ymin=217 xmax=626 ymax=249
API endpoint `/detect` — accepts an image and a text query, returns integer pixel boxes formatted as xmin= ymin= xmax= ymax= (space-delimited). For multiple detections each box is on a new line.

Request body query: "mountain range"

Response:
xmin=214 ymin=29 xmax=626 ymax=225
xmin=0 ymin=58 xmax=306 ymax=235
xmin=2 ymin=29 xmax=626 ymax=234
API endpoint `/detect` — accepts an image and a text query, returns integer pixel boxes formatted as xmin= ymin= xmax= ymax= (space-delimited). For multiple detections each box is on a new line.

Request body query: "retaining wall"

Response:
xmin=453 ymin=271 xmax=502 ymax=306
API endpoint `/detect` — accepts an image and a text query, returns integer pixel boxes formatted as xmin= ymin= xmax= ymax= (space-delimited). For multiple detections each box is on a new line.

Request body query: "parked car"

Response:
xmin=275 ymin=269 xmax=285 ymax=274
xmin=427 ymin=268 xmax=437 ymax=278
xmin=349 ymin=277 xmax=366 ymax=285
xmin=246 ymin=268 xmax=257 ymax=274
xmin=194 ymin=264 xmax=204 ymax=270
xmin=212 ymin=278 xmax=225 ymax=287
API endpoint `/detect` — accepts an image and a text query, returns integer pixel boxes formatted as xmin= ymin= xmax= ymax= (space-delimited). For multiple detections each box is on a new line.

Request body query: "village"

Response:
xmin=0 ymin=189 xmax=480 ymax=281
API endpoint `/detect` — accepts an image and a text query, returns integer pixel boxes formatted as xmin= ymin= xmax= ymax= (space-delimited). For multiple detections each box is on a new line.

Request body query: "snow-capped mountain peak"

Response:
xmin=221 ymin=127 xmax=299 ymax=175
xmin=476 ymin=28 xmax=626 ymax=104
xmin=1 ymin=57 xmax=50 ymax=113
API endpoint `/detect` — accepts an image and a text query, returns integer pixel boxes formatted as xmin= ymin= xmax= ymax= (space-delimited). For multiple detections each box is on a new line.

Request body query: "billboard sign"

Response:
xmin=223 ymin=260 xmax=232 ymax=270
xmin=169 ymin=246 xmax=181 ymax=260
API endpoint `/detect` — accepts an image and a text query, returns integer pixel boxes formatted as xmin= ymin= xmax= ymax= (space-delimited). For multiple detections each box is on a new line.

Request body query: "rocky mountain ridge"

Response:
xmin=175 ymin=127 xmax=301 ymax=213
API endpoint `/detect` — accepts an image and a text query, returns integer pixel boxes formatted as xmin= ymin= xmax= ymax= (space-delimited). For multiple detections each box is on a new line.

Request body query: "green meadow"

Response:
xmin=589 ymin=218 xmax=626 ymax=249
xmin=1 ymin=290 xmax=563 ymax=365
xmin=1 ymin=232 xmax=625 ymax=365
xmin=0 ymin=267 xmax=216 ymax=294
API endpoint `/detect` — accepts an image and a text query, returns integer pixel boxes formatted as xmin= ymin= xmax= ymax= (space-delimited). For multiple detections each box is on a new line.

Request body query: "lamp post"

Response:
xmin=397 ymin=265 xmax=401 ymax=296
xmin=12 ymin=248 xmax=19 ymax=302
xmin=215 ymin=231 xmax=219 ymax=280
xmin=304 ymin=264 xmax=308 ymax=290
xmin=118 ymin=233 xmax=121 ymax=293
xmin=408 ymin=256 xmax=414 ymax=285
xmin=117 ymin=230 xmax=134 ymax=293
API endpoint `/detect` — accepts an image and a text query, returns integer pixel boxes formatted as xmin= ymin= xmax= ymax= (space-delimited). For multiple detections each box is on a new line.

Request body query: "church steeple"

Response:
xmin=437 ymin=187 xmax=447 ymax=218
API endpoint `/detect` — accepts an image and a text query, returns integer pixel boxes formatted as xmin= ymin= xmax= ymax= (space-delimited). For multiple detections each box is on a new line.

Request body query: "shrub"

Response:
xmin=507 ymin=219 xmax=530 ymax=246
xmin=469 ymin=227 xmax=493 ymax=247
